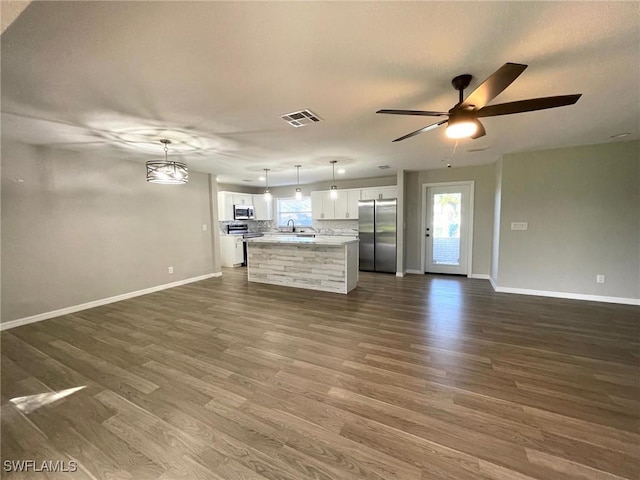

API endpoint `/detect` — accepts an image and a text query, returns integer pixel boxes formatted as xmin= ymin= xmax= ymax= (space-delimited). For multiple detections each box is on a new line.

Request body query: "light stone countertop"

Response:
xmin=261 ymin=232 xmax=358 ymax=237
xmin=245 ymin=235 xmax=358 ymax=246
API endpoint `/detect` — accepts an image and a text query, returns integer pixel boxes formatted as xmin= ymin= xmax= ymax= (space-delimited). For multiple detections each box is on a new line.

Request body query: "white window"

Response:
xmin=277 ymin=197 xmax=312 ymax=227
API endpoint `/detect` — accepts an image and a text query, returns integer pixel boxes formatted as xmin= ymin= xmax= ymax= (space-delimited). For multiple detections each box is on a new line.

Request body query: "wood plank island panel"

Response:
xmin=247 ymin=237 xmax=359 ymax=294
xmin=1 ymin=268 xmax=639 ymax=480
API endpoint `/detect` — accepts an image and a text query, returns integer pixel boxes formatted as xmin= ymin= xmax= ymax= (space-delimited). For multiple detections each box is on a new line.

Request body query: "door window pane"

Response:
xmin=432 ymin=193 xmax=461 ymax=266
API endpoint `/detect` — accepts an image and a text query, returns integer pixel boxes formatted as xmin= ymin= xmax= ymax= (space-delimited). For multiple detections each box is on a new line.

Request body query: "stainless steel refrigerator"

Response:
xmin=359 ymin=198 xmax=397 ymax=273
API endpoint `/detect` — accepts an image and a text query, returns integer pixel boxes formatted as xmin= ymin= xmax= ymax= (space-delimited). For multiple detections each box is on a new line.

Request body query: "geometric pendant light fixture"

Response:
xmin=146 ymin=139 xmax=188 ymax=184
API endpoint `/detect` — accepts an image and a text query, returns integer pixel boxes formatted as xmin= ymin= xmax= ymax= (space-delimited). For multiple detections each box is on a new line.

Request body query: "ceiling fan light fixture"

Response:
xmin=378 ymin=62 xmax=581 ymax=143
xmin=445 ymin=119 xmax=477 ymax=139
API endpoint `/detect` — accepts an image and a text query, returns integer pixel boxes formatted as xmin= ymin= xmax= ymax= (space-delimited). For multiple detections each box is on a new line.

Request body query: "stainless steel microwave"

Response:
xmin=233 ymin=205 xmax=255 ymax=220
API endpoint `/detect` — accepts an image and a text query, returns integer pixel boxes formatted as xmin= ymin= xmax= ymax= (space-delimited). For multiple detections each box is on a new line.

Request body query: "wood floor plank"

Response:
xmin=1 ymin=268 xmax=638 ymax=479
xmin=241 ymin=399 xmax=423 ymax=480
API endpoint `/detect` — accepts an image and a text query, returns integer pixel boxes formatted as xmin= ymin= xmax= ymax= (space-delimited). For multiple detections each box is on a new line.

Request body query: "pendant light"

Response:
xmin=263 ymin=168 xmax=272 ymax=202
xmin=329 ymin=160 xmax=338 ymax=199
xmin=294 ymin=165 xmax=302 ymax=200
xmin=146 ymin=139 xmax=188 ymax=184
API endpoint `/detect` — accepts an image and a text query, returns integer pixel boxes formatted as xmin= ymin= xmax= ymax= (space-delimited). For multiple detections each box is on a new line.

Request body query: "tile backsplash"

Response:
xmin=310 ymin=219 xmax=358 ymax=234
xmin=219 ymin=219 xmax=358 ymax=235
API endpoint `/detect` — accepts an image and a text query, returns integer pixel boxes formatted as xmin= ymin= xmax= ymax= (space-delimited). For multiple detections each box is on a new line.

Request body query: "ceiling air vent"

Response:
xmin=281 ymin=109 xmax=322 ymax=128
xmin=378 ymin=165 xmax=391 ymax=170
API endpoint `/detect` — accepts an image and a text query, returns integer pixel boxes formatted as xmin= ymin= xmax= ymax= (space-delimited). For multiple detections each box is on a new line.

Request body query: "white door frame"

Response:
xmin=420 ymin=181 xmax=475 ymax=276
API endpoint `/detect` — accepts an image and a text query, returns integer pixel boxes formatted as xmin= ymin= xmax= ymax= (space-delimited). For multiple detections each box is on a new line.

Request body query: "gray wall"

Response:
xmin=497 ymin=140 xmax=640 ymax=299
xmin=217 ymin=183 xmax=263 ymax=194
xmin=1 ymin=141 xmax=217 ymax=323
xmin=491 ymin=158 xmax=503 ymax=281
xmin=405 ymin=164 xmax=496 ymax=275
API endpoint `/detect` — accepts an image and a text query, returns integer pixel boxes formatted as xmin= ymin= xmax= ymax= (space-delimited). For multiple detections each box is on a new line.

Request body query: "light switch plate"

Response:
xmin=511 ymin=222 xmax=528 ymax=231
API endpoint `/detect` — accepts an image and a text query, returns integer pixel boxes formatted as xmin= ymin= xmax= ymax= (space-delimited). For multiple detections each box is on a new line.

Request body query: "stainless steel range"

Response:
xmin=226 ymin=224 xmax=263 ymax=266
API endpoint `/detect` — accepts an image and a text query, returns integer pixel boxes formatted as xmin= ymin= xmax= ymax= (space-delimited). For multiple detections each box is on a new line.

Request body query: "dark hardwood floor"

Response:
xmin=1 ymin=268 xmax=639 ymax=479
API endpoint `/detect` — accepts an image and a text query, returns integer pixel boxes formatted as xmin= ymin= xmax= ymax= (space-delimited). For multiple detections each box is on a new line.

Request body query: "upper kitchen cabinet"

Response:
xmin=312 ymin=189 xmax=360 ymax=220
xmin=217 ymin=192 xmax=258 ymax=221
xmin=311 ymin=190 xmax=335 ymax=219
xmin=217 ymin=192 xmax=234 ymax=221
xmin=361 ymin=185 xmax=398 ymax=200
xmin=252 ymin=194 xmax=273 ymax=221
xmin=233 ymin=193 xmax=253 ymax=206
xmin=334 ymin=189 xmax=361 ymax=220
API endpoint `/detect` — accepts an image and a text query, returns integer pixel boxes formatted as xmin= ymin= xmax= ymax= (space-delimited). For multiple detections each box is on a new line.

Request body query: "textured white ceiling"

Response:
xmin=1 ymin=1 xmax=638 ymax=186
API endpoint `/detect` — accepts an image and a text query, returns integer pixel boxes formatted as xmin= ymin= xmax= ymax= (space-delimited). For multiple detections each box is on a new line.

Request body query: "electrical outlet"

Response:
xmin=511 ymin=222 xmax=528 ymax=231
xmin=168 ymin=266 xmax=174 ymax=274
xmin=596 ymin=274 xmax=605 ymax=284
xmin=202 ymin=224 xmax=208 ymax=231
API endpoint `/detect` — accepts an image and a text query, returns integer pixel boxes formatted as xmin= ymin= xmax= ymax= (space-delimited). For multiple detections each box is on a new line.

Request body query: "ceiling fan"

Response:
xmin=377 ymin=62 xmax=582 ymax=142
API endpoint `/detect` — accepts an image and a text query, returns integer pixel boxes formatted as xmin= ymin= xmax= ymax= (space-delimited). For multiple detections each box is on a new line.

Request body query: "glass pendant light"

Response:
xmin=263 ymin=168 xmax=272 ymax=202
xmin=329 ymin=160 xmax=338 ymax=199
xmin=294 ymin=165 xmax=302 ymax=200
xmin=146 ymin=139 xmax=188 ymax=184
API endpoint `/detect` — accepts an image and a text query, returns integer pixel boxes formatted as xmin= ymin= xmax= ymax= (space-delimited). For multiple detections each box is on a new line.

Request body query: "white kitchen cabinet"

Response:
xmin=219 ymin=235 xmax=244 ymax=267
xmin=360 ymin=188 xmax=379 ymax=200
xmin=218 ymin=191 xmax=262 ymax=221
xmin=381 ymin=186 xmax=398 ymax=199
xmin=217 ymin=192 xmax=234 ymax=221
xmin=349 ymin=189 xmax=361 ymax=219
xmin=311 ymin=190 xmax=335 ymax=219
xmin=334 ymin=189 xmax=361 ymax=220
xmin=361 ymin=186 xmax=398 ymax=200
xmin=252 ymin=194 xmax=273 ymax=220
xmin=232 ymin=193 xmax=253 ymax=206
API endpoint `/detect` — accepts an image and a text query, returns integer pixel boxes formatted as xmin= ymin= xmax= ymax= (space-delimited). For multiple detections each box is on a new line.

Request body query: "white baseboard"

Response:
xmin=489 ymin=277 xmax=498 ymax=291
xmin=1 ymin=273 xmax=221 ymax=331
xmin=493 ymin=285 xmax=640 ymax=306
xmin=396 ymin=272 xmax=405 ymax=277
xmin=406 ymin=269 xmax=423 ymax=275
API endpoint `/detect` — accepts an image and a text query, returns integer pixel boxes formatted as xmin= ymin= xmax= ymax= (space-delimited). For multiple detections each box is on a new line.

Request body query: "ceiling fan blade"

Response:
xmin=458 ymin=62 xmax=528 ymax=110
xmin=470 ymin=120 xmax=486 ymax=139
xmin=377 ymin=109 xmax=448 ymax=117
xmin=392 ymin=119 xmax=448 ymax=142
xmin=476 ymin=94 xmax=582 ymax=118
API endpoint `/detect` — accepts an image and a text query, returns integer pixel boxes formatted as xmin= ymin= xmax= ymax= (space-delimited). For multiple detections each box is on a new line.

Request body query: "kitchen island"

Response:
xmin=245 ymin=236 xmax=358 ymax=294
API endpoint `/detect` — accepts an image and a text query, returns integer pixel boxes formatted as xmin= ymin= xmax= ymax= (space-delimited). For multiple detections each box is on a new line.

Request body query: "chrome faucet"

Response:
xmin=286 ymin=219 xmax=295 ymax=232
